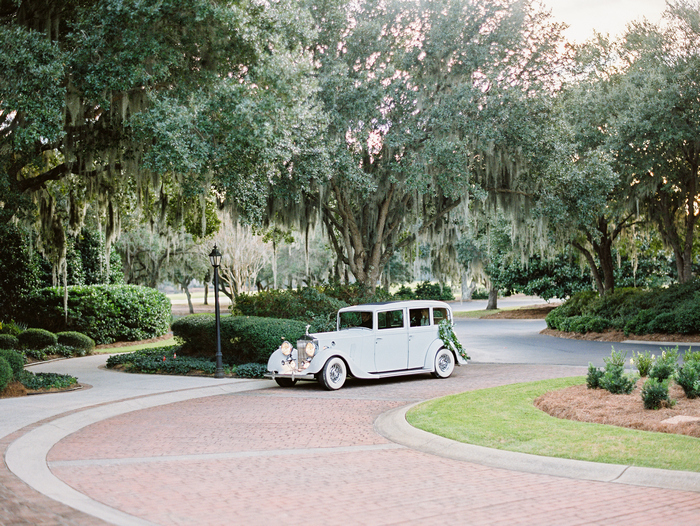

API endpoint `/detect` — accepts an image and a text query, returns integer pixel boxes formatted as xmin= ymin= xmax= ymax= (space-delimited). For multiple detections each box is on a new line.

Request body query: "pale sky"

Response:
xmin=540 ymin=0 xmax=668 ymax=42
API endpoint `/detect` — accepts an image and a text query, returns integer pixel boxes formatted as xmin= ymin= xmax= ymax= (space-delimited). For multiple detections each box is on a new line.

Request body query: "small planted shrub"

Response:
xmin=0 ymin=356 xmax=13 ymax=391
xmin=106 ymin=347 xmax=227 ymax=376
xmin=0 ymin=334 xmax=19 ymax=350
xmin=641 ymin=378 xmax=673 ymax=410
xmin=235 ymin=363 xmax=268 ymax=378
xmin=630 ymin=350 xmax=653 ymax=377
xmin=57 ymin=331 xmax=95 ymax=352
xmin=19 ymin=371 xmax=78 ymax=391
xmin=675 ymin=361 xmax=700 ymax=399
xmin=42 ymin=343 xmax=86 ymax=358
xmin=586 ymin=362 xmax=604 ymax=389
xmin=649 ymin=346 xmax=679 ymax=382
xmin=0 ymin=320 xmax=24 ymax=336
xmin=600 ymin=347 xmax=636 ymax=395
xmin=0 ymin=349 xmax=25 ymax=378
xmin=18 ymin=328 xmax=58 ymax=349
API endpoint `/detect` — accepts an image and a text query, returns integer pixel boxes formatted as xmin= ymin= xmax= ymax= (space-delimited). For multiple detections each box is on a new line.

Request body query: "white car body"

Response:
xmin=266 ymin=300 xmax=467 ymax=390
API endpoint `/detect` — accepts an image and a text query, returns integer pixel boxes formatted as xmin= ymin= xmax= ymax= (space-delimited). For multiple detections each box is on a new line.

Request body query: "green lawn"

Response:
xmin=94 ymin=336 xmax=176 ymax=354
xmin=407 ymin=377 xmax=700 ymax=472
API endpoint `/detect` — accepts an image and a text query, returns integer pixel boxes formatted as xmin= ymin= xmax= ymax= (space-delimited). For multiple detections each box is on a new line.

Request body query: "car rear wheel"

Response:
xmin=275 ymin=377 xmax=297 ymax=387
xmin=432 ymin=348 xmax=455 ymax=378
xmin=319 ymin=357 xmax=347 ymax=390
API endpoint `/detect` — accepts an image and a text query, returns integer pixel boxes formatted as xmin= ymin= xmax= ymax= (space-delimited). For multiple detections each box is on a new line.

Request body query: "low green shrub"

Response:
xmin=552 ymin=280 xmax=700 ymax=336
xmin=235 ymin=363 xmax=267 ymax=378
xmin=0 ymin=357 xmax=12 ymax=390
xmin=0 ymin=349 xmax=25 ymax=378
xmin=649 ymin=346 xmax=679 ymax=382
xmin=641 ymin=378 xmax=673 ymax=410
xmin=19 ymin=370 xmax=78 ymax=391
xmin=106 ymin=347 xmax=229 ymax=376
xmin=586 ymin=363 xmax=604 ymax=389
xmin=172 ymin=314 xmax=308 ymax=365
xmin=15 ymin=285 xmax=171 ymax=344
xmin=57 ymin=331 xmax=95 ymax=351
xmin=18 ymin=328 xmax=58 ymax=349
xmin=413 ymin=282 xmax=455 ymax=301
xmin=0 ymin=334 xmax=19 ymax=350
xmin=599 ymin=348 xmax=636 ymax=395
xmin=24 ymin=348 xmax=47 ymax=361
xmin=0 ymin=320 xmax=25 ymax=336
xmin=42 ymin=343 xmax=87 ymax=358
xmin=630 ymin=350 xmax=653 ymax=377
xmin=393 ymin=285 xmax=416 ymax=300
xmin=675 ymin=361 xmax=700 ymax=399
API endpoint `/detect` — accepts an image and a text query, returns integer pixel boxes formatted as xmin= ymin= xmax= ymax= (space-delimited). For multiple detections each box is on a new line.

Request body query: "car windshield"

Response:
xmin=339 ymin=311 xmax=373 ymax=330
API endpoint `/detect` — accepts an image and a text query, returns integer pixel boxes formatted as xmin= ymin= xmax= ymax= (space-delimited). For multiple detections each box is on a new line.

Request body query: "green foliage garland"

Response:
xmin=438 ymin=320 xmax=470 ymax=362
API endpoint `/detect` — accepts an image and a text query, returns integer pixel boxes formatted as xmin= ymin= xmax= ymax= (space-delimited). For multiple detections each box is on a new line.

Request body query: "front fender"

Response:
xmin=267 ymin=347 xmax=371 ymax=379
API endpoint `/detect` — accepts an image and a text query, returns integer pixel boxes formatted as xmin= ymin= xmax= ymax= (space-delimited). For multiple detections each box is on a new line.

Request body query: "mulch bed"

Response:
xmin=536 ymin=380 xmax=700 ymax=438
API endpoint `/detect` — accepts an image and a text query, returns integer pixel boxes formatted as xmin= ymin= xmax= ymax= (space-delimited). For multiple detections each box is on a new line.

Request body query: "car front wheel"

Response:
xmin=432 ymin=348 xmax=455 ymax=379
xmin=275 ymin=377 xmax=297 ymax=387
xmin=319 ymin=357 xmax=347 ymax=390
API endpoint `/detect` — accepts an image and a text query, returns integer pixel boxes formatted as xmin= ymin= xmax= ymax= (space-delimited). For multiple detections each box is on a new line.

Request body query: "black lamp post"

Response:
xmin=209 ymin=244 xmax=224 ymax=379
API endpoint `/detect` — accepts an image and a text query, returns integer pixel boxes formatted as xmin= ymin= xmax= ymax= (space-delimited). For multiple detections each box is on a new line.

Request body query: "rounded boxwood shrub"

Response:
xmin=15 ymin=285 xmax=170 ymax=344
xmin=0 ymin=357 xmax=12 ymax=391
xmin=0 ymin=349 xmax=24 ymax=378
xmin=57 ymin=331 xmax=96 ymax=351
xmin=172 ymin=314 xmax=308 ymax=364
xmin=18 ymin=328 xmax=58 ymax=349
xmin=0 ymin=334 xmax=19 ymax=350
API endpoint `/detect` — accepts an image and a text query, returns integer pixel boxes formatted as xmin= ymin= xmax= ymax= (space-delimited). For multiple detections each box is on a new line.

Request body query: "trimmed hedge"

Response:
xmin=57 ymin=331 xmax=96 ymax=351
xmin=546 ymin=280 xmax=700 ymax=336
xmin=172 ymin=314 xmax=308 ymax=364
xmin=234 ymin=288 xmax=347 ymax=333
xmin=18 ymin=328 xmax=58 ymax=349
xmin=15 ymin=285 xmax=171 ymax=344
xmin=0 ymin=357 xmax=11 ymax=391
xmin=0 ymin=334 xmax=19 ymax=350
xmin=0 ymin=349 xmax=25 ymax=378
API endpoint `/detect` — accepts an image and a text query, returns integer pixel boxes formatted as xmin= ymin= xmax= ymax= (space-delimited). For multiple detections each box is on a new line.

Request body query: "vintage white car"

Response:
xmin=266 ymin=300 xmax=467 ymax=390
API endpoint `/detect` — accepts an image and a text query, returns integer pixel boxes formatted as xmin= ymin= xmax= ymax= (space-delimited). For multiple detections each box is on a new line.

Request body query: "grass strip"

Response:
xmin=407 ymin=377 xmax=700 ymax=472
xmin=93 ymin=336 xmax=176 ymax=354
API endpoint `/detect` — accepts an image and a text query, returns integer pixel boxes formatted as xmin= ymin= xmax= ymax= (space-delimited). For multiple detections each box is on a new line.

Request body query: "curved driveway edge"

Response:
xmin=5 ymin=380 xmax=272 ymax=526
xmin=374 ymin=402 xmax=700 ymax=493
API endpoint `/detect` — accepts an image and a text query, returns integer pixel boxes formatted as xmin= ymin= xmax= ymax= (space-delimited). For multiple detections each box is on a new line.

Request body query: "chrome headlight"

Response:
xmin=305 ymin=341 xmax=316 ymax=358
xmin=281 ymin=341 xmax=293 ymax=356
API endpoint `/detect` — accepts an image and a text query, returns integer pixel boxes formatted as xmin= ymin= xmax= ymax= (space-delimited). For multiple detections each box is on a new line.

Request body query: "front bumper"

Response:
xmin=265 ymin=371 xmax=316 ymax=381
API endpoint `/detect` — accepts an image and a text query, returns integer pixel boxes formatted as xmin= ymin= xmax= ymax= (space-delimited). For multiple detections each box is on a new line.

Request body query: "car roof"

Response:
xmin=338 ymin=300 xmax=451 ymax=313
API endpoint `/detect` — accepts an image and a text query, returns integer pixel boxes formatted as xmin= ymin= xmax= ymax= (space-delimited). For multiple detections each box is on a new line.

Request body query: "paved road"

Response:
xmin=454 ymin=318 xmax=699 ymax=367
xmin=3 ymin=313 xmax=700 ymax=525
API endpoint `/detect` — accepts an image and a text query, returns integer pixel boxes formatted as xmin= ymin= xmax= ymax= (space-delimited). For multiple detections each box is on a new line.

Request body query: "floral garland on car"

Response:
xmin=438 ymin=320 xmax=470 ymax=361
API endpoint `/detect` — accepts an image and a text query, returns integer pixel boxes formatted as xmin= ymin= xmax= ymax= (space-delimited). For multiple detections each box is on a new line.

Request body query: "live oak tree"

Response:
xmin=610 ymin=1 xmax=700 ymax=283
xmin=0 ymin=0 xmax=326 ymax=285
xmin=269 ymin=0 xmax=566 ymax=291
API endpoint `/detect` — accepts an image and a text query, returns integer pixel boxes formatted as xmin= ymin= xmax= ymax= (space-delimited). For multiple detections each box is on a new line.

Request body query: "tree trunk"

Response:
xmin=184 ymin=284 xmax=193 ymax=314
xmin=204 ymin=279 xmax=209 ymax=305
xmin=486 ymin=285 xmax=498 ymax=310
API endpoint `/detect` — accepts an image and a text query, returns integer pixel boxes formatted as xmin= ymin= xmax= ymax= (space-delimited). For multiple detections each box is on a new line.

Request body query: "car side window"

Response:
xmin=378 ymin=309 xmax=404 ymax=329
xmin=432 ymin=308 xmax=449 ymax=325
xmin=339 ymin=311 xmax=373 ymax=329
xmin=409 ymin=308 xmax=430 ymax=327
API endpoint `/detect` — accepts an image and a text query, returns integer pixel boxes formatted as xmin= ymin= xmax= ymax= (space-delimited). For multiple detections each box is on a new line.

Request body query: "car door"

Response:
xmin=374 ymin=308 xmax=408 ymax=372
xmin=408 ymin=307 xmax=436 ymax=368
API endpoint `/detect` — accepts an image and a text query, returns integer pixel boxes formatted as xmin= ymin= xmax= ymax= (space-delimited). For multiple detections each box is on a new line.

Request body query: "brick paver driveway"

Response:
xmin=5 ymin=363 xmax=694 ymax=526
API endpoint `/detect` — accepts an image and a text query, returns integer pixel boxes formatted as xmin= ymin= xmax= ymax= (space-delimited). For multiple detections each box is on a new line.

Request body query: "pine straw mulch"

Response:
xmin=535 ymin=379 xmax=700 ymax=438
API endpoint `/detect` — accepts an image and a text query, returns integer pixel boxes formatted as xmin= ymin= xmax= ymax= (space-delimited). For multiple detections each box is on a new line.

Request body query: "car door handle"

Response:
xmin=376 ymin=337 xmax=382 ymax=341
